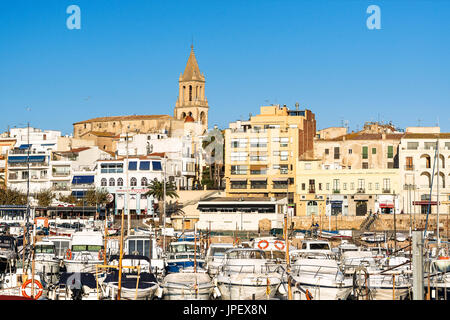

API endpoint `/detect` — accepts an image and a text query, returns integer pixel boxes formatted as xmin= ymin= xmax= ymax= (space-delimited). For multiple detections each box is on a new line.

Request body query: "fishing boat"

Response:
xmin=290 ymin=254 xmax=353 ymax=300
xmin=34 ymin=240 xmax=60 ymax=284
xmin=63 ymin=230 xmax=104 ymax=273
xmin=215 ymin=248 xmax=281 ymax=300
xmin=161 ymin=271 xmax=214 ymax=300
xmin=205 ymin=243 xmax=234 ymax=276
xmin=101 ymin=255 xmax=159 ymax=300
xmin=165 ymin=241 xmax=204 ymax=273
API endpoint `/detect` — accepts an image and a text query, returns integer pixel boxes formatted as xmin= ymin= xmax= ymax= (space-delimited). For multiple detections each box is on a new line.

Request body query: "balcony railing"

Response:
xmin=333 ymin=189 xmax=340 ymax=194
xmin=357 ymin=188 xmax=365 ymax=194
xmin=308 ymin=188 xmax=316 ymax=194
xmin=404 ymin=165 xmax=415 ymax=171
xmin=382 ymin=188 xmax=391 ymax=194
xmin=250 ymin=184 xmax=267 ymax=189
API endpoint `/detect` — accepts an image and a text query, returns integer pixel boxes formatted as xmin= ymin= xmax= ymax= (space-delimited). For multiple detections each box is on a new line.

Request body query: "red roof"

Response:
xmin=184 ymin=115 xmax=195 ymax=123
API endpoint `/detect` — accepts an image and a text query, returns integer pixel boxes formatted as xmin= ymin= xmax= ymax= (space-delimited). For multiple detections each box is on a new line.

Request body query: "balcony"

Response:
xmin=308 ymin=188 xmax=316 ymax=194
xmin=52 ymin=171 xmax=70 ymax=177
xmin=357 ymin=188 xmax=365 ymax=194
xmin=382 ymin=188 xmax=391 ymax=194
xmin=404 ymin=165 xmax=415 ymax=171
xmin=333 ymin=189 xmax=340 ymax=194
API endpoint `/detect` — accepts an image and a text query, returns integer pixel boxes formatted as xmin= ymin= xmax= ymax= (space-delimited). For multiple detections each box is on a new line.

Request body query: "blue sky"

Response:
xmin=0 ymin=0 xmax=449 ymax=135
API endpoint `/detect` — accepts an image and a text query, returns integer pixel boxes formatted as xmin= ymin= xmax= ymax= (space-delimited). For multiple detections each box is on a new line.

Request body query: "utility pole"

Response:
xmin=162 ymin=155 xmax=167 ymax=252
xmin=436 ymin=138 xmax=440 ymax=247
xmin=412 ymin=231 xmax=424 ymax=300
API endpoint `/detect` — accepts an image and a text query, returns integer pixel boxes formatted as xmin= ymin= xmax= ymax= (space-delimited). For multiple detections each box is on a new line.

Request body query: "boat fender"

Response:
xmin=98 ymin=249 xmax=105 ymax=260
xmin=65 ymin=249 xmax=73 ymax=260
xmin=213 ymin=286 xmax=221 ymax=298
xmin=156 ymin=287 xmax=163 ymax=299
xmin=21 ymin=279 xmax=44 ymax=300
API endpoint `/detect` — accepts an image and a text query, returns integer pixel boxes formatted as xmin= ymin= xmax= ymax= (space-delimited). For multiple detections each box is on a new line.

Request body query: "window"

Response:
xmin=230 ymin=180 xmax=247 ymax=189
xmin=101 ymin=178 xmax=107 ymax=187
xmin=407 ymin=142 xmax=419 ymax=150
xmin=130 ymin=177 xmax=137 ymax=187
xmin=117 ymin=178 xmax=124 ymax=187
xmin=358 ymin=179 xmax=365 ymax=190
xmin=424 ymin=142 xmax=436 ymax=150
xmin=280 ymin=151 xmax=289 ymax=161
xmin=231 ymin=152 xmax=247 ymax=162
xmin=280 ymin=164 xmax=289 ymax=174
xmin=326 ymin=183 xmax=330 ymax=190
xmin=250 ymin=152 xmax=267 ymax=161
xmin=362 ymin=146 xmax=368 ymax=159
xmin=141 ymin=177 xmax=148 ymax=186
xmin=375 ymin=183 xmax=379 ymax=190
xmin=325 ymin=149 xmax=329 ymax=155
xmin=101 ymin=163 xmax=124 ymax=174
xmin=383 ymin=179 xmax=391 ymax=192
xmin=250 ymin=138 xmax=267 ymax=148
xmin=387 ymin=146 xmax=394 ymax=158
xmin=343 ymin=183 xmax=347 ymax=190
xmin=333 ymin=179 xmax=340 ymax=192
xmin=302 ymin=183 xmax=306 ymax=190
xmin=372 ymin=148 xmax=377 ymax=154
xmin=304 ymin=163 xmax=312 ymax=170
xmin=348 ymin=149 xmax=352 ymax=154
xmin=445 ymin=142 xmax=450 ymax=150
xmin=231 ymin=165 xmax=248 ymax=175
xmin=387 ymin=162 xmax=394 ymax=169
xmin=368 ymin=183 xmax=372 ymax=190
xmin=318 ymin=183 xmax=322 ymax=191
xmin=109 ymin=178 xmax=115 ymax=187
xmin=406 ymin=157 xmax=413 ymax=170
xmin=231 ymin=138 xmax=247 ymax=148
xmin=350 ymin=182 xmax=355 ymax=190
xmin=280 ymin=137 xmax=289 ymax=147
xmin=334 ymin=147 xmax=340 ymax=159
xmin=362 ymin=162 xmax=369 ymax=169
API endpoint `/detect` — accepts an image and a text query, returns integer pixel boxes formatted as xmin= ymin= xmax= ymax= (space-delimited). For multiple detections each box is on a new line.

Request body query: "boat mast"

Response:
xmin=436 ymin=137 xmax=440 ymax=247
xmin=126 ymin=131 xmax=130 ymax=237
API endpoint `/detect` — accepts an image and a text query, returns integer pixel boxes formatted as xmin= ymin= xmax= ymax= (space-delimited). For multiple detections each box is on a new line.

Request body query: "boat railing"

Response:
xmin=221 ymin=263 xmax=278 ymax=275
xmin=292 ymin=264 xmax=342 ymax=281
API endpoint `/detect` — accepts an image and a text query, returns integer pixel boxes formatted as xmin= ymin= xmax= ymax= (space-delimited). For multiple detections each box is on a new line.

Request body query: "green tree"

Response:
xmin=144 ymin=178 xmax=179 ymax=225
xmin=0 ymin=188 xmax=27 ymax=205
xmin=84 ymin=188 xmax=110 ymax=207
xmin=35 ymin=189 xmax=55 ymax=207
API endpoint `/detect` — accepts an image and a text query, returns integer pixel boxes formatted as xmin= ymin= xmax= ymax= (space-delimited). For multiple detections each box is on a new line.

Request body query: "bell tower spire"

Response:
xmin=174 ymin=45 xmax=209 ymax=133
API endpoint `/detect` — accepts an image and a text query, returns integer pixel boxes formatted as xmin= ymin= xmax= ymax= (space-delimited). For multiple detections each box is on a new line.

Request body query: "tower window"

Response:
xmin=189 ymin=85 xmax=192 ymax=101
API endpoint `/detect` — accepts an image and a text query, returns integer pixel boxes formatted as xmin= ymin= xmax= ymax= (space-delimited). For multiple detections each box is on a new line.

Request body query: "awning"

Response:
xmin=72 ymin=176 xmax=94 ymax=184
xmin=230 ymin=178 xmax=247 ymax=182
xmin=139 ymin=161 xmax=150 ymax=171
xmin=272 ymin=178 xmax=288 ymax=182
xmin=152 ymin=161 xmax=162 ymax=171
xmin=331 ymin=201 xmax=343 ymax=208
xmin=71 ymin=191 xmax=86 ymax=198
xmin=379 ymin=203 xmax=394 ymax=208
xmin=18 ymin=144 xmax=31 ymax=150
xmin=128 ymin=161 xmax=137 ymax=171
xmin=250 ymin=165 xmax=267 ymax=170
xmin=250 ymin=178 xmax=267 ymax=181
xmin=8 ymin=155 xmax=46 ymax=163
xmin=413 ymin=201 xmax=438 ymax=206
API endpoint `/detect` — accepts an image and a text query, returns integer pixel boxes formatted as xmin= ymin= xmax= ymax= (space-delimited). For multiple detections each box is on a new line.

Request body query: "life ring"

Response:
xmin=274 ymin=240 xmax=285 ymax=250
xmin=65 ymin=249 xmax=72 ymax=260
xmin=257 ymin=240 xmax=269 ymax=250
xmin=98 ymin=249 xmax=105 ymax=260
xmin=438 ymin=256 xmax=449 ymax=260
xmin=21 ymin=279 xmax=43 ymax=299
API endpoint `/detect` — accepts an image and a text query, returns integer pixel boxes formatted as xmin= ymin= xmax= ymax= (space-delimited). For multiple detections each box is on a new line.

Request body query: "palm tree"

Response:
xmin=84 ymin=188 xmax=109 ymax=207
xmin=0 ymin=188 xmax=27 ymax=205
xmin=144 ymin=178 xmax=179 ymax=225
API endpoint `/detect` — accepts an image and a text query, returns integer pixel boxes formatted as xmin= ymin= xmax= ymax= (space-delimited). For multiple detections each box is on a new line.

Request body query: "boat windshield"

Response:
xmin=36 ymin=245 xmax=55 ymax=254
xmin=211 ymin=247 xmax=230 ymax=257
xmin=169 ymin=243 xmax=198 ymax=253
xmin=0 ymin=238 xmax=13 ymax=249
xmin=72 ymin=245 xmax=102 ymax=252
xmin=431 ymin=260 xmax=450 ymax=273
xmin=227 ymin=250 xmax=264 ymax=260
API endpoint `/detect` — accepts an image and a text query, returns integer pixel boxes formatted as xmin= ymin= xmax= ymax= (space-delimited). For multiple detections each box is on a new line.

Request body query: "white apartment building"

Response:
xmin=95 ymin=156 xmax=165 ymax=215
xmin=399 ymin=127 xmax=450 ymax=215
xmin=116 ymin=133 xmax=197 ymax=190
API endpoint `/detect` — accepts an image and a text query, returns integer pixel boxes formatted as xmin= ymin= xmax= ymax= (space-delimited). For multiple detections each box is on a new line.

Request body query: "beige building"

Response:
xmin=224 ymin=105 xmax=316 ymax=206
xmin=295 ymin=159 xmax=400 ymax=217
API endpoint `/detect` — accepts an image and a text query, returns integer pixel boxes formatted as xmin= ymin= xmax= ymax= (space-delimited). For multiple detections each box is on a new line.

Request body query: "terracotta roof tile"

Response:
xmin=74 ymin=115 xmax=173 ymax=125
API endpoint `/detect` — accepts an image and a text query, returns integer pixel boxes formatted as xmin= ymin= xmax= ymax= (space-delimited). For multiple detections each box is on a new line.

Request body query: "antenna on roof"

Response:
xmin=295 ymin=102 xmax=299 ymax=111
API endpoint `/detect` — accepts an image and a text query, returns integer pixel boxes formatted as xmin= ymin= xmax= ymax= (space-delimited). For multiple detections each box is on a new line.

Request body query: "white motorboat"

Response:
xmin=0 ymin=235 xmax=18 ymax=273
xmin=161 ymin=272 xmax=214 ymax=300
xmin=205 ymin=243 xmax=234 ymax=276
xmin=290 ymin=256 xmax=353 ymax=300
xmin=44 ymin=235 xmax=71 ymax=260
xmin=48 ymin=272 xmax=101 ymax=300
xmin=165 ymin=241 xmax=205 ymax=273
xmin=360 ymin=232 xmax=385 ymax=243
xmin=63 ymin=230 xmax=104 ymax=273
xmin=424 ymin=256 xmax=450 ymax=299
xmin=216 ymin=248 xmax=281 ymax=300
xmin=342 ymin=251 xmax=411 ymax=300
xmin=101 ymin=255 xmax=159 ymax=300
xmin=34 ymin=240 xmax=60 ymax=284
